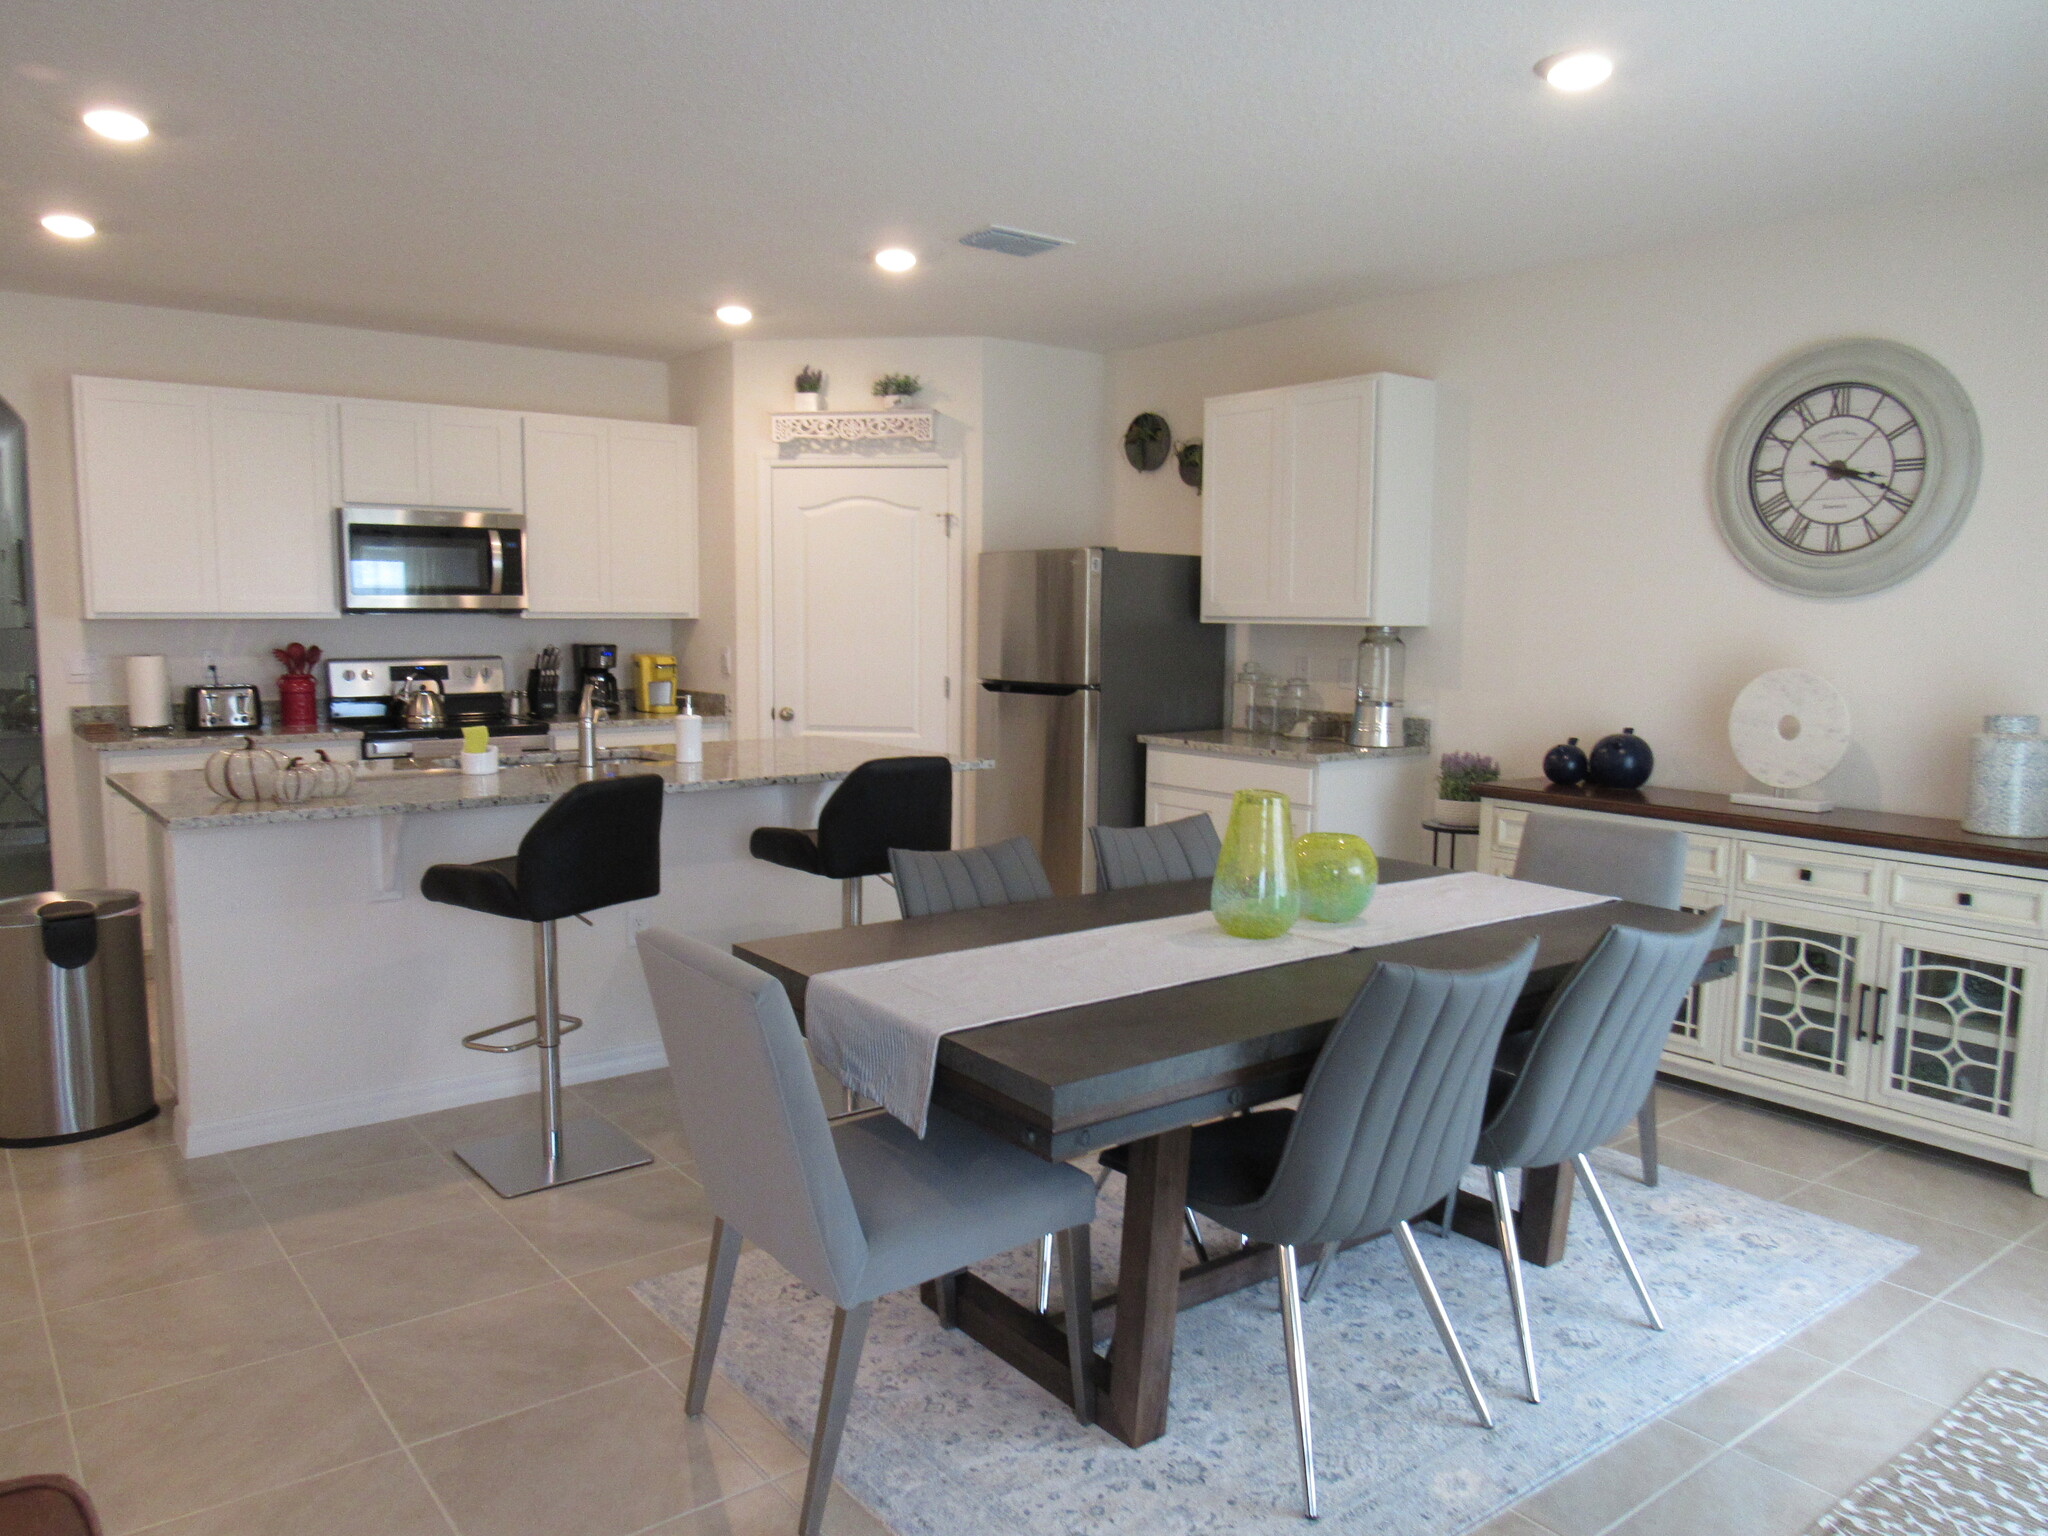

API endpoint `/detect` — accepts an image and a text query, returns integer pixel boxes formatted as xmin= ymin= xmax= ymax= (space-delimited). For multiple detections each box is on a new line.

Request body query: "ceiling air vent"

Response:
xmin=958 ymin=226 xmax=1075 ymax=257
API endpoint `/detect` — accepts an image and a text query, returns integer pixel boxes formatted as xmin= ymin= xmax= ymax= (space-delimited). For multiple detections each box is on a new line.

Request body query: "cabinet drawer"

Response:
xmin=1144 ymin=750 xmax=1316 ymax=808
xmin=1738 ymin=842 xmax=1880 ymax=906
xmin=1888 ymin=863 xmax=2048 ymax=938
xmin=1684 ymin=835 xmax=1733 ymax=889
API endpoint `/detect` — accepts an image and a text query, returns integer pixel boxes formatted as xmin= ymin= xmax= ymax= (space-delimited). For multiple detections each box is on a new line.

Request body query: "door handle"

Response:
xmin=1869 ymin=985 xmax=1889 ymax=1043
xmin=1852 ymin=982 xmax=1870 ymax=1042
xmin=776 ymin=707 xmax=795 ymax=721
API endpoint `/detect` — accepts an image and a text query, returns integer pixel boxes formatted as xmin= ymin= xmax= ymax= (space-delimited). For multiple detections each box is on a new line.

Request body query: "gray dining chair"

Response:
xmin=1513 ymin=811 xmax=1688 ymax=1185
xmin=1171 ymin=940 xmax=1539 ymax=1518
xmin=1474 ymin=910 xmax=1722 ymax=1405
xmin=637 ymin=930 xmax=1098 ymax=1536
xmin=1088 ymin=814 xmax=1232 ymax=1275
xmin=890 ymin=837 xmax=1054 ymax=918
xmin=1091 ymin=814 xmax=1223 ymax=890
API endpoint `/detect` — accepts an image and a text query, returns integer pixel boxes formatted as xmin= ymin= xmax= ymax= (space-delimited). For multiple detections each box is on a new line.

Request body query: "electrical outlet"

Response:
xmin=720 ymin=647 xmax=733 ymax=678
xmin=201 ymin=649 xmax=223 ymax=678
xmin=66 ymin=652 xmax=97 ymax=683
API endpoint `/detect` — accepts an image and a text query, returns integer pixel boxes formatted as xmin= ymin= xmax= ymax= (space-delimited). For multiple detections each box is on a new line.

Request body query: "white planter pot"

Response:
xmin=876 ymin=396 xmax=913 ymax=411
xmin=793 ymin=392 xmax=822 ymax=412
xmin=1432 ymin=797 xmax=1482 ymax=828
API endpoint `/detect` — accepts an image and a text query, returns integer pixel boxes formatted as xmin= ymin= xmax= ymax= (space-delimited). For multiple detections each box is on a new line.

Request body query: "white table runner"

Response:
xmin=806 ymin=872 xmax=1613 ymax=1135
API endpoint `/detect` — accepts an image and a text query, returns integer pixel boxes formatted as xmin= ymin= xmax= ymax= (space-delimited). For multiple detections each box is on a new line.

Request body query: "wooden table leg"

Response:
xmin=1515 ymin=1163 xmax=1575 ymax=1267
xmin=1100 ymin=1125 xmax=1191 ymax=1448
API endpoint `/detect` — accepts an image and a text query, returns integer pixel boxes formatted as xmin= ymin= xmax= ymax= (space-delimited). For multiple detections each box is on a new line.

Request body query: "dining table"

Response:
xmin=734 ymin=857 xmax=1738 ymax=1449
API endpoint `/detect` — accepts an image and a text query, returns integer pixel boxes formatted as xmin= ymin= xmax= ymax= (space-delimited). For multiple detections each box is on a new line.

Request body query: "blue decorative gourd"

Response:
xmin=1542 ymin=737 xmax=1589 ymax=786
xmin=1587 ymin=728 xmax=1655 ymax=789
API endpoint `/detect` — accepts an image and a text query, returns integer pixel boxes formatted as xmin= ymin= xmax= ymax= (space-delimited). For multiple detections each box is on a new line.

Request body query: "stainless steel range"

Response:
xmin=325 ymin=656 xmax=551 ymax=760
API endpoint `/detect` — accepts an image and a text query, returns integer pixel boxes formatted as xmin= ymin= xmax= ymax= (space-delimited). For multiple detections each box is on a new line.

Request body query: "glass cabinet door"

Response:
xmin=1870 ymin=927 xmax=2042 ymax=1144
xmin=1725 ymin=901 xmax=1880 ymax=1099
xmin=1664 ymin=891 xmax=1733 ymax=1061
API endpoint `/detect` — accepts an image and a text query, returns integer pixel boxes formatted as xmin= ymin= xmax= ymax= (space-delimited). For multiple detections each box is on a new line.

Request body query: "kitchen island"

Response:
xmin=111 ymin=740 xmax=985 ymax=1156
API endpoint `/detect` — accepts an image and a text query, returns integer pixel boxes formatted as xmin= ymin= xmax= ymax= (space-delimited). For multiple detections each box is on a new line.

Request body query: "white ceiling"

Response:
xmin=3 ymin=1 xmax=2045 ymax=359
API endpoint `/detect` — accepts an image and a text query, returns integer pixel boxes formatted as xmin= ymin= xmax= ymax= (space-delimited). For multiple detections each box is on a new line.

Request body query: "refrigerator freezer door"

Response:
xmin=976 ymin=549 xmax=1099 ymax=687
xmin=974 ymin=683 xmax=1099 ymax=895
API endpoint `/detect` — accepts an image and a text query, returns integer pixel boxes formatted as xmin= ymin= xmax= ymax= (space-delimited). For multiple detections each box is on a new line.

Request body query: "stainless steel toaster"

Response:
xmin=185 ymin=683 xmax=262 ymax=732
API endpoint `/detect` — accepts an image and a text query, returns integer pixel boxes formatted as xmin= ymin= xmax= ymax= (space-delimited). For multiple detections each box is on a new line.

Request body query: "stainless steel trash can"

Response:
xmin=0 ymin=889 xmax=157 ymax=1146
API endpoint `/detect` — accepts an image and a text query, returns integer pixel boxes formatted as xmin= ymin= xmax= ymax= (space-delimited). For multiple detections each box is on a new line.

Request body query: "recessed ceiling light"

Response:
xmin=1537 ymin=51 xmax=1614 ymax=92
xmin=714 ymin=304 xmax=753 ymax=325
xmin=40 ymin=213 xmax=97 ymax=239
xmin=82 ymin=107 xmax=150 ymax=142
xmin=874 ymin=247 xmax=917 ymax=274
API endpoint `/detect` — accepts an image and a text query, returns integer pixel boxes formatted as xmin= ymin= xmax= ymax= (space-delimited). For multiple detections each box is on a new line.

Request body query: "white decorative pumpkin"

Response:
xmin=271 ymin=750 xmax=357 ymax=803
xmin=205 ymin=738 xmax=290 ymax=801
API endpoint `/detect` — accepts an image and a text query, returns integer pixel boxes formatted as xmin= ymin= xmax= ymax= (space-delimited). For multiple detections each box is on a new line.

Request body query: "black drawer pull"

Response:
xmin=1956 ymin=892 xmax=1974 ymax=906
xmin=1797 ymin=868 xmax=1814 ymax=882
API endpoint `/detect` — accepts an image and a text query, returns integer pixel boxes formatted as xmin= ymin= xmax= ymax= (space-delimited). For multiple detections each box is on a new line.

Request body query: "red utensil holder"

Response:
xmin=277 ymin=673 xmax=318 ymax=733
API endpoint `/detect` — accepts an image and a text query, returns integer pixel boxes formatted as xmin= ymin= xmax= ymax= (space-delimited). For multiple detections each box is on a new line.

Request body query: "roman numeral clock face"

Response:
xmin=1749 ymin=385 xmax=1925 ymax=555
xmin=1712 ymin=341 xmax=1980 ymax=597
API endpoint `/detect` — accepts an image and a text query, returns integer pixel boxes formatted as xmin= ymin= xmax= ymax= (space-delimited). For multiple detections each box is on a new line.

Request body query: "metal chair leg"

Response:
xmin=1275 ymin=1245 xmax=1319 ymax=1519
xmin=1300 ymin=1242 xmax=1339 ymax=1303
xmin=840 ymin=877 xmax=863 ymax=927
xmin=1056 ymin=1224 xmax=1096 ymax=1424
xmin=1395 ymin=1220 xmax=1494 ymax=1429
xmin=1489 ymin=1169 xmax=1540 ymax=1403
xmin=1183 ymin=1208 xmax=1212 ymax=1264
xmin=798 ymin=1300 xmax=873 ymax=1536
xmin=685 ymin=1217 xmax=742 ymax=1415
xmin=1034 ymin=1233 xmax=1054 ymax=1315
xmin=1636 ymin=1089 xmax=1660 ymax=1186
xmin=1437 ymin=1187 xmax=1458 ymax=1238
xmin=1574 ymin=1154 xmax=1664 ymax=1331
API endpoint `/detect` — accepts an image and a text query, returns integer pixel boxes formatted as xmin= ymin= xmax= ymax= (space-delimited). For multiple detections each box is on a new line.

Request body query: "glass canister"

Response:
xmin=1294 ymin=832 xmax=1379 ymax=922
xmin=1351 ymin=626 xmax=1406 ymax=748
xmin=1211 ymin=789 xmax=1301 ymax=938
xmin=1251 ymin=673 xmax=1283 ymax=737
xmin=1963 ymin=714 xmax=2048 ymax=837
xmin=1233 ymin=661 xmax=1267 ymax=733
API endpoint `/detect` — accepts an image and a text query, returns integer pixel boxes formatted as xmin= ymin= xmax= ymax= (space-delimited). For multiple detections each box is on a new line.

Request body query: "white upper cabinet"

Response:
xmin=1200 ymin=372 xmax=1436 ymax=625
xmin=523 ymin=414 xmax=697 ymax=617
xmin=337 ymin=400 xmax=523 ymax=512
xmin=75 ymin=377 xmax=338 ymax=618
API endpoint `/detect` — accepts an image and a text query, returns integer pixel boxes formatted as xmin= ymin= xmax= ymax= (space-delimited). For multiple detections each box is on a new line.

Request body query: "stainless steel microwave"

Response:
xmin=338 ymin=506 xmax=525 ymax=613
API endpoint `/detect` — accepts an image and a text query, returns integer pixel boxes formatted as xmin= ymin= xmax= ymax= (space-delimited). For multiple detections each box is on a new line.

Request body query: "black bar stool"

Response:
xmin=748 ymin=756 xmax=952 ymax=925
xmin=421 ymin=774 xmax=665 ymax=1197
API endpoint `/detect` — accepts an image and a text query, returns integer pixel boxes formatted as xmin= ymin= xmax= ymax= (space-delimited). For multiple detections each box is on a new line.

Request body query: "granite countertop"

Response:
xmin=1140 ymin=729 xmax=1428 ymax=764
xmin=77 ymin=709 xmax=721 ymax=753
xmin=108 ymin=737 xmax=991 ymax=830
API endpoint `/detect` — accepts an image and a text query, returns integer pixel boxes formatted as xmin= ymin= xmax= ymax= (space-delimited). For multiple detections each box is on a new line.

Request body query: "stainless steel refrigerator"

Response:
xmin=975 ymin=549 xmax=1225 ymax=894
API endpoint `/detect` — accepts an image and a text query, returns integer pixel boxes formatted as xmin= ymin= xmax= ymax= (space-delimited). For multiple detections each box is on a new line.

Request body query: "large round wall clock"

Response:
xmin=1711 ymin=339 xmax=1980 ymax=597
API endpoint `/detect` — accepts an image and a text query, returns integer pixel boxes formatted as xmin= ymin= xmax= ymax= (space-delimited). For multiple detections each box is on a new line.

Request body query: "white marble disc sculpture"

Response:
xmin=1729 ymin=669 xmax=1851 ymax=814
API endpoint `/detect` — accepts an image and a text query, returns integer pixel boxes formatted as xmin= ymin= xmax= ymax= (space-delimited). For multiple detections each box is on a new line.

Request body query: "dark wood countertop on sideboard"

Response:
xmin=1479 ymin=779 xmax=2048 ymax=873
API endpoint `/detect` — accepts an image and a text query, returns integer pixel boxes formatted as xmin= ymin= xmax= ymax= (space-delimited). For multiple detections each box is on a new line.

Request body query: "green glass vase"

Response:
xmin=1294 ymin=832 xmax=1379 ymax=922
xmin=1210 ymin=789 xmax=1301 ymax=938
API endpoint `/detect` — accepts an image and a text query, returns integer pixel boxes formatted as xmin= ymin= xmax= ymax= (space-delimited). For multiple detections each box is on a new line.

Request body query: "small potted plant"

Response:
xmin=873 ymin=373 xmax=922 ymax=409
xmin=1434 ymin=751 xmax=1499 ymax=828
xmin=794 ymin=365 xmax=824 ymax=412
xmin=1175 ymin=439 xmax=1203 ymax=491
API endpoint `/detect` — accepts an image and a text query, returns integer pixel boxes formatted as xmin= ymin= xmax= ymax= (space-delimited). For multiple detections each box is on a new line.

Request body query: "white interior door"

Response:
xmin=769 ymin=464 xmax=955 ymax=751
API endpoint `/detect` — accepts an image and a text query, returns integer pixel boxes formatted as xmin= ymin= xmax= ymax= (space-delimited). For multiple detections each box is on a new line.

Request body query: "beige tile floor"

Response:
xmin=4 ymin=1074 xmax=2045 ymax=1536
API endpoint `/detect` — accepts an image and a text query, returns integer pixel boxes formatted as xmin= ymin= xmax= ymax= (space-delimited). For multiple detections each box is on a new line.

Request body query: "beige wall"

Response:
xmin=1107 ymin=175 xmax=2048 ymax=820
xmin=0 ymin=287 xmax=673 ymax=883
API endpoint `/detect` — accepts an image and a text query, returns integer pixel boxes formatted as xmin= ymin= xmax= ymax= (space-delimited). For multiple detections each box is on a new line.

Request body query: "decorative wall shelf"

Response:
xmin=771 ymin=409 xmax=935 ymax=444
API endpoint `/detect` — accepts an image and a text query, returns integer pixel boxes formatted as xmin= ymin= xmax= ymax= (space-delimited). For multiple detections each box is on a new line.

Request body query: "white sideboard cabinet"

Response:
xmin=1480 ymin=784 xmax=2048 ymax=1195
xmin=1200 ymin=372 xmax=1436 ymax=625
xmin=76 ymin=377 xmax=339 ymax=617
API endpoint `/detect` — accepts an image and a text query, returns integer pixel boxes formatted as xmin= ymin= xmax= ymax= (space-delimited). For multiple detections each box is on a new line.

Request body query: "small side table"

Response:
xmin=1421 ymin=819 xmax=1479 ymax=871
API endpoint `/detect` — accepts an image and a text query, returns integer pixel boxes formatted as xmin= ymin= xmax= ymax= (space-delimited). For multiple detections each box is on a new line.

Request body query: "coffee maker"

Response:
xmin=572 ymin=643 xmax=621 ymax=715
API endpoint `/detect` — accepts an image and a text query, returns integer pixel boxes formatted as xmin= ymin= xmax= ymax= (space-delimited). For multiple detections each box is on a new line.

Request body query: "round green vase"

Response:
xmin=1294 ymin=832 xmax=1379 ymax=922
xmin=1210 ymin=789 xmax=1301 ymax=938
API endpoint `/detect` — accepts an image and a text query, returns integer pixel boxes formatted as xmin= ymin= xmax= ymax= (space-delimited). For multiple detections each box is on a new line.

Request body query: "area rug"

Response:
xmin=635 ymin=1148 xmax=1913 ymax=1536
xmin=1806 ymin=1369 xmax=2048 ymax=1536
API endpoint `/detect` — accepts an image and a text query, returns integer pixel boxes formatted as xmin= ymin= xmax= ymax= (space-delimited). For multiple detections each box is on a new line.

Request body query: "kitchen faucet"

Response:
xmin=577 ymin=679 xmax=603 ymax=770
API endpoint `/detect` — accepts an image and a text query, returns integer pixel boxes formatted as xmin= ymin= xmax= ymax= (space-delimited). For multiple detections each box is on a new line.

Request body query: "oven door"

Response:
xmin=339 ymin=506 xmax=525 ymax=612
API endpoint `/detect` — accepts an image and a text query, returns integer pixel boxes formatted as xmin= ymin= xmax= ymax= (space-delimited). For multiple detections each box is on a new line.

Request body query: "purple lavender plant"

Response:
xmin=1437 ymin=752 xmax=1501 ymax=801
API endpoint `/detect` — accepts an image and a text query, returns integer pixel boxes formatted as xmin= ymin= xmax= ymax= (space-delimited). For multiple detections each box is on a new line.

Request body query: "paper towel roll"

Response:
xmin=124 ymin=655 xmax=170 ymax=730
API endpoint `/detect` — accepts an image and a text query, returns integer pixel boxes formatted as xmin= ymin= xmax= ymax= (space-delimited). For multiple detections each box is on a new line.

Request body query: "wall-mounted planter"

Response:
xmin=1124 ymin=412 xmax=1171 ymax=471
xmin=1176 ymin=439 xmax=1203 ymax=491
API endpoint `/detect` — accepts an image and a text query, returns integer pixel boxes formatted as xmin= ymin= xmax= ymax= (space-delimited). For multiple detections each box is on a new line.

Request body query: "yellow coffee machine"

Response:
xmin=631 ymin=653 xmax=679 ymax=715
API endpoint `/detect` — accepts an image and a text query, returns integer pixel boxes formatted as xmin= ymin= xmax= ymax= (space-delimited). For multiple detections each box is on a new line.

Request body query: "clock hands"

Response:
xmin=1807 ymin=458 xmax=1891 ymax=490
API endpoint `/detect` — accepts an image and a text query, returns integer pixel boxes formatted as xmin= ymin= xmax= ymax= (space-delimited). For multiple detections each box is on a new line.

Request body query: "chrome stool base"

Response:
xmin=455 ymin=1115 xmax=651 ymax=1199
